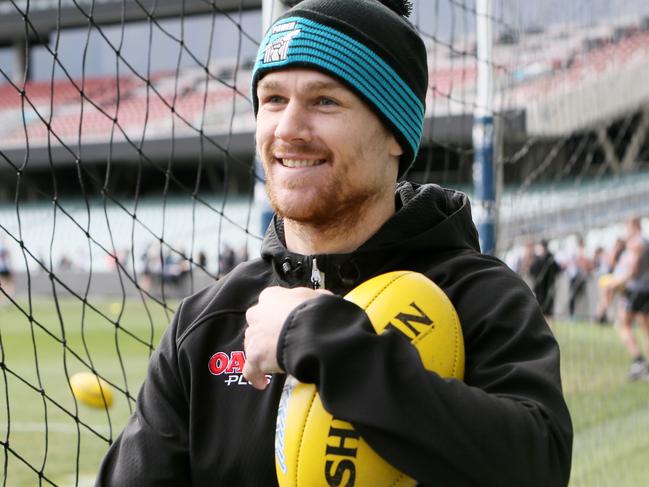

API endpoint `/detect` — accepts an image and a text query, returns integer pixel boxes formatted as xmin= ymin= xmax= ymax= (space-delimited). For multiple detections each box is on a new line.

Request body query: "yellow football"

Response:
xmin=275 ymin=271 xmax=465 ymax=487
xmin=69 ymin=371 xmax=114 ymax=409
xmin=597 ymin=273 xmax=622 ymax=290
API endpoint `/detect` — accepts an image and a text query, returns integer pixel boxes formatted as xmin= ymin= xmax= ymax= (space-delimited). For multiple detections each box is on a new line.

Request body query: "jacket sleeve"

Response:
xmin=276 ymin=271 xmax=573 ymax=487
xmin=95 ymin=302 xmax=190 ymax=487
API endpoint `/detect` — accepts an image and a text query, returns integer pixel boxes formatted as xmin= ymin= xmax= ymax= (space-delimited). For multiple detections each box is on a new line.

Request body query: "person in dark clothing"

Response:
xmin=530 ymin=240 xmax=562 ymax=320
xmin=218 ymin=244 xmax=237 ymax=277
xmin=95 ymin=1 xmax=573 ymax=486
xmin=0 ymin=236 xmax=14 ymax=302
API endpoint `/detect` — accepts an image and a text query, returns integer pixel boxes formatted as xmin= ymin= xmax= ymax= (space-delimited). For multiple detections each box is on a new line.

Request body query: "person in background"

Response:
xmin=595 ymin=237 xmax=626 ymax=325
xmin=510 ymin=239 xmax=536 ymax=290
xmin=530 ymin=239 xmax=562 ymax=322
xmin=592 ymin=246 xmax=606 ymax=275
xmin=0 ymin=236 xmax=15 ymax=303
xmin=218 ymin=244 xmax=237 ymax=278
xmin=603 ymin=217 xmax=649 ymax=381
xmin=561 ymin=235 xmax=593 ymax=320
xmin=197 ymin=250 xmax=208 ymax=269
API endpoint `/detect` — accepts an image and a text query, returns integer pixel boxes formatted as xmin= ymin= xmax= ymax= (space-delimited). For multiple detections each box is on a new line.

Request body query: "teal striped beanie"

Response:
xmin=251 ymin=0 xmax=428 ymax=177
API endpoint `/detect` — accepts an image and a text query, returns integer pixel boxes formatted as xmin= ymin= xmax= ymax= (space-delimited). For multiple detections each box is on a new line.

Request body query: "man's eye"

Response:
xmin=264 ymin=95 xmax=285 ymax=104
xmin=317 ymin=97 xmax=337 ymax=106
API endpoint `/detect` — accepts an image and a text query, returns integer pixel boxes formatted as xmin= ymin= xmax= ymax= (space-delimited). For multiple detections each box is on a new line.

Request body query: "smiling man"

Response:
xmin=255 ymin=69 xmax=402 ymax=254
xmin=95 ymin=1 xmax=573 ymax=486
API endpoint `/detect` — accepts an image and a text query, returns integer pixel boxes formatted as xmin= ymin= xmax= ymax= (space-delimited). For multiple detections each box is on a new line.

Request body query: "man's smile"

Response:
xmin=277 ymin=158 xmax=327 ymax=168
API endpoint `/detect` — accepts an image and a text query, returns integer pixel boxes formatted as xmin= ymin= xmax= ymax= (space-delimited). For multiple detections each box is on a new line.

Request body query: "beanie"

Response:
xmin=251 ymin=0 xmax=428 ymax=178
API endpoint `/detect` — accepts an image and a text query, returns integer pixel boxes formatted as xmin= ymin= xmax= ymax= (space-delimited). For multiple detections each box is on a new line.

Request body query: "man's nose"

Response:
xmin=274 ymin=100 xmax=312 ymax=143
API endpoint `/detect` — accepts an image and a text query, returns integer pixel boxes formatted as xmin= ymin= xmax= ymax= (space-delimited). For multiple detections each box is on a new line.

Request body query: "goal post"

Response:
xmin=473 ymin=0 xmax=497 ymax=255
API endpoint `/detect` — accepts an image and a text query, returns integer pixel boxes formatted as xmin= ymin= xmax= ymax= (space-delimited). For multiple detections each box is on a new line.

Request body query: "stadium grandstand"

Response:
xmin=2 ymin=2 xmax=649 ymax=266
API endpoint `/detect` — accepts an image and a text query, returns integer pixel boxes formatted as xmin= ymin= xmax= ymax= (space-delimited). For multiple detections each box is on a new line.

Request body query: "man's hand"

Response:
xmin=243 ymin=286 xmax=331 ymax=390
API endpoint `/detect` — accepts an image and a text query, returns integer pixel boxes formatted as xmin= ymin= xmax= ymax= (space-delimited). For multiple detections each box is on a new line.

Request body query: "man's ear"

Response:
xmin=388 ymin=134 xmax=404 ymax=158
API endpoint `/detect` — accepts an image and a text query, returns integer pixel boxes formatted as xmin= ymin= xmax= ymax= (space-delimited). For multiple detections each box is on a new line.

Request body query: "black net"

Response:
xmin=0 ymin=1 xmax=261 ymax=485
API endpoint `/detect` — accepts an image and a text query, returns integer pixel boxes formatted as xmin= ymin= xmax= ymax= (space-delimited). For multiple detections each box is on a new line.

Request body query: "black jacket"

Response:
xmin=95 ymin=182 xmax=573 ymax=486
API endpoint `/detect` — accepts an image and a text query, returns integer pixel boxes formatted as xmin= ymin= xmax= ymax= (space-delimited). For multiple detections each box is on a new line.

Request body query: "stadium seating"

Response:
xmin=2 ymin=19 xmax=649 ymax=258
xmin=0 ymin=69 xmax=247 ymax=147
xmin=0 ymin=195 xmax=259 ymax=275
xmin=3 ymin=24 xmax=649 ymax=150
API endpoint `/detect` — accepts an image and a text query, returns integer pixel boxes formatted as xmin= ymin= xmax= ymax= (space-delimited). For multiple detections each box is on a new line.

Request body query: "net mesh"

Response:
xmin=1 ymin=0 xmax=649 ymax=485
xmin=1 ymin=1 xmax=261 ymax=486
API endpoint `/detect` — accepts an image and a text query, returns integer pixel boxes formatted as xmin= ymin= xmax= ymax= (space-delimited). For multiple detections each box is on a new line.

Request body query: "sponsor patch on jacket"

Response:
xmin=208 ymin=350 xmax=272 ymax=387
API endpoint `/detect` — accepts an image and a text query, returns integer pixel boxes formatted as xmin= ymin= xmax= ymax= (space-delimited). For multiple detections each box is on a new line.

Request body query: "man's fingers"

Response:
xmin=257 ymin=286 xmax=282 ymax=303
xmin=245 ymin=304 xmax=258 ymax=327
xmin=243 ymin=286 xmax=331 ymax=389
xmin=242 ymin=362 xmax=268 ymax=390
xmin=249 ymin=374 xmax=269 ymax=390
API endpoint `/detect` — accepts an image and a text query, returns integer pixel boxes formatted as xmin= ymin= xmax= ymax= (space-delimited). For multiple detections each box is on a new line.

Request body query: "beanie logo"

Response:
xmin=271 ymin=21 xmax=297 ymax=34
xmin=263 ymin=23 xmax=301 ymax=64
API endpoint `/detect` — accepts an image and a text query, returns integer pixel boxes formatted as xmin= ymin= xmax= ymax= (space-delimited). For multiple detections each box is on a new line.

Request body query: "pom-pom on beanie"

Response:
xmin=251 ymin=0 xmax=428 ymax=178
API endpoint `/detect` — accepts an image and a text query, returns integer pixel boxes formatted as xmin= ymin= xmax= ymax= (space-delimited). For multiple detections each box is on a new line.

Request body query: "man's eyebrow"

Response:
xmin=302 ymin=80 xmax=345 ymax=92
xmin=257 ymin=80 xmax=282 ymax=91
xmin=257 ymin=79 xmax=345 ymax=92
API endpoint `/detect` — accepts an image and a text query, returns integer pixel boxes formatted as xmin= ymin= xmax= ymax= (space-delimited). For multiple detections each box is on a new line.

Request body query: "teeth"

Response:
xmin=281 ymin=159 xmax=323 ymax=168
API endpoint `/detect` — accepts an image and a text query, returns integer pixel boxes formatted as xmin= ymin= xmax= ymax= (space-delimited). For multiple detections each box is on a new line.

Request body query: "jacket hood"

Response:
xmin=260 ymin=182 xmax=480 ymax=292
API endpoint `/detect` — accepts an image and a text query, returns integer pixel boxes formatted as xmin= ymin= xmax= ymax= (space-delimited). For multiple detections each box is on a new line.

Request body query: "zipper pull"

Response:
xmin=310 ymin=257 xmax=325 ymax=290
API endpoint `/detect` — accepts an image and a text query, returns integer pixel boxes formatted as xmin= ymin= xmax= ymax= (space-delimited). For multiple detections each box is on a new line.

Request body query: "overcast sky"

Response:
xmin=2 ymin=0 xmax=649 ymax=82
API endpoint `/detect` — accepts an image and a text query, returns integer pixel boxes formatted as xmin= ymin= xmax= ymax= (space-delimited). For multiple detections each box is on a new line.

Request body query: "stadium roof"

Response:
xmin=0 ymin=0 xmax=262 ymax=44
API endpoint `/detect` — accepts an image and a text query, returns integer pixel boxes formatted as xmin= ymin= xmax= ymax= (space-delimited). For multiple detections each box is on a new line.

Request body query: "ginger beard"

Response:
xmin=260 ymin=138 xmax=388 ymax=230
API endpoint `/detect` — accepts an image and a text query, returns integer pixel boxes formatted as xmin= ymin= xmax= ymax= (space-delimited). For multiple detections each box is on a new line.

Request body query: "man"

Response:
xmin=561 ymin=235 xmax=592 ymax=319
xmin=95 ymin=1 xmax=573 ymax=485
xmin=529 ymin=239 xmax=561 ymax=322
xmin=594 ymin=237 xmax=626 ymax=324
xmin=0 ymin=236 xmax=14 ymax=303
xmin=605 ymin=217 xmax=649 ymax=380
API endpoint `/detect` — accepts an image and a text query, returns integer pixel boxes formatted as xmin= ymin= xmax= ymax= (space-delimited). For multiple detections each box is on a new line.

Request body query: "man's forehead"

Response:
xmin=257 ymin=69 xmax=349 ymax=92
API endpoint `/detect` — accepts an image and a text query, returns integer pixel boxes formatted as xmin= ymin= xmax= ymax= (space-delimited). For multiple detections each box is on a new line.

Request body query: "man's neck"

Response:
xmin=284 ymin=197 xmax=395 ymax=255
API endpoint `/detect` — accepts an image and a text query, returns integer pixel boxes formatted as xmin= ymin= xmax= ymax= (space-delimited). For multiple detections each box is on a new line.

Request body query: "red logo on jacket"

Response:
xmin=208 ymin=350 xmax=271 ymax=386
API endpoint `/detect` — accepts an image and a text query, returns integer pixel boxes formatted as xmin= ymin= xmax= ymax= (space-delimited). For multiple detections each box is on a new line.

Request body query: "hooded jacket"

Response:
xmin=95 ymin=182 xmax=573 ymax=487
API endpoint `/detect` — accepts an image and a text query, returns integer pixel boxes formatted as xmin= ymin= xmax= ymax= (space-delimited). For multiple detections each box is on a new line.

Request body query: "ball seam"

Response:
xmin=296 ymin=386 xmax=319 ymax=487
xmin=361 ymin=271 xmax=410 ymax=311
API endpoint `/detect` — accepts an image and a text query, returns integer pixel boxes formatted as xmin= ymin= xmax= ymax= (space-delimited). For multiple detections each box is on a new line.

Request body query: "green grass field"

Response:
xmin=555 ymin=322 xmax=649 ymax=486
xmin=0 ymin=296 xmax=176 ymax=487
xmin=1 ymin=298 xmax=649 ymax=486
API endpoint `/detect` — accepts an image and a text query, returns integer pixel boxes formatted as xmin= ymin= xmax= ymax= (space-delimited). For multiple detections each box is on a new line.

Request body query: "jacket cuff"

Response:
xmin=276 ymin=300 xmax=308 ymax=372
xmin=275 ymin=294 xmax=371 ymax=384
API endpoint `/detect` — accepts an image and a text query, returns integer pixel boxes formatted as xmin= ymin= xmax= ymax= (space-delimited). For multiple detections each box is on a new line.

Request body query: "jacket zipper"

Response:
xmin=310 ymin=257 xmax=325 ymax=289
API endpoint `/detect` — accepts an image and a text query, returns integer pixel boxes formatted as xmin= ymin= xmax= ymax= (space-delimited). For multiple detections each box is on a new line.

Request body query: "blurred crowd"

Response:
xmin=0 ymin=236 xmax=250 ymax=305
xmin=137 ymin=242 xmax=249 ymax=293
xmin=508 ymin=216 xmax=649 ymax=381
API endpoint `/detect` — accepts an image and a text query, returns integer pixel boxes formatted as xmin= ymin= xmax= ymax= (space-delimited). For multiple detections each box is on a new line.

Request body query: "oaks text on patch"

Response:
xmin=208 ymin=350 xmax=271 ymax=387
